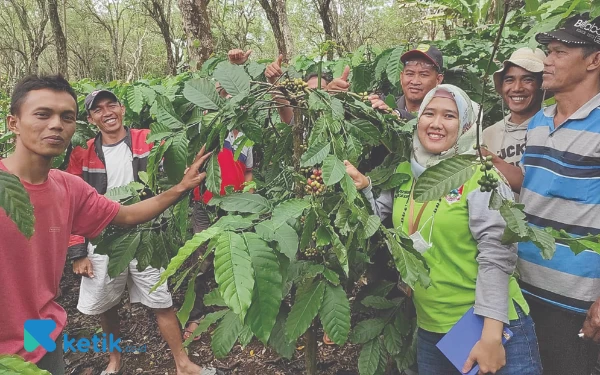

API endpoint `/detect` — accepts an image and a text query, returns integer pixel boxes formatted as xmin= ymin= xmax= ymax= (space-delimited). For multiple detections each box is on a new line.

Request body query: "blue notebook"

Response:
xmin=436 ymin=307 xmax=513 ymax=375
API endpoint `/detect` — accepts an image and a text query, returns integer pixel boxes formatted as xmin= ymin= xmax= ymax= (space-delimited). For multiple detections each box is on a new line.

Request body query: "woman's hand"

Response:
xmin=462 ymin=318 xmax=506 ymax=374
xmin=344 ymin=160 xmax=369 ymax=190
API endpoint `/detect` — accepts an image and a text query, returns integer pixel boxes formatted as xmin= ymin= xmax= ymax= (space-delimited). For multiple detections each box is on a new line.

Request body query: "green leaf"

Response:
xmin=209 ymin=192 xmax=272 ymax=214
xmin=173 ymin=198 xmax=189 ymax=239
xmin=135 ymin=231 xmax=155 ymax=271
xmin=300 ymin=141 xmax=331 ymax=167
xmin=328 ymin=226 xmax=350 ymax=276
xmin=243 ymin=233 xmax=283 ymax=344
xmin=204 ymin=289 xmax=227 ymax=307
xmin=322 ymin=155 xmax=346 ymax=186
xmin=319 ymin=284 xmax=351 ymax=346
xmin=155 ymin=95 xmax=184 ymax=130
xmin=528 ymin=226 xmax=556 ymax=260
xmin=360 ymin=215 xmax=381 ymax=240
xmin=213 ymin=62 xmax=251 ymax=96
xmin=386 ymin=46 xmax=405 ymax=87
xmin=268 ymin=307 xmax=296 ymax=359
xmin=385 ymin=230 xmax=431 ymax=289
xmin=176 ymin=272 xmax=197 ymax=328
xmin=164 ymin=132 xmax=189 ymax=182
xmin=300 ymin=208 xmax=317 ymax=250
xmin=206 ymin=153 xmax=221 ymax=194
xmin=379 ymin=173 xmax=411 ymax=190
xmin=358 ymin=338 xmax=382 ymax=375
xmin=413 ymin=155 xmax=477 ymax=202
xmin=183 ymin=78 xmax=223 ymax=111
xmin=308 ymin=90 xmax=329 ymax=111
xmin=126 ymin=85 xmax=144 ymax=114
xmin=153 ymin=227 xmax=222 ymax=291
xmin=213 ymin=215 xmax=254 ymax=231
xmin=383 ymin=322 xmax=403 ymax=355
xmin=0 ymin=171 xmax=35 ymax=238
xmin=147 ymin=138 xmax=172 ymax=189
xmin=238 ymin=325 xmax=254 ymax=348
xmin=255 ymin=220 xmax=299 ymax=260
xmin=361 ymin=296 xmax=398 ymax=310
xmin=140 ymin=86 xmax=157 ymax=105
xmin=346 ymin=119 xmax=380 ymax=143
xmin=500 ymin=202 xmax=530 ymax=243
xmin=105 ymin=232 xmax=141 ymax=278
xmin=183 ymin=309 xmax=228 ymax=346
xmin=489 ymin=189 xmax=503 ymax=210
xmin=340 ymin=174 xmax=358 ymax=203
xmin=211 ymin=310 xmax=242 ymax=358
xmin=272 ymin=199 xmax=310 ymax=227
xmin=214 ymin=231 xmax=254 ymax=320
xmin=0 ymin=354 xmax=51 ymax=374
xmin=395 ymin=321 xmax=418 ymax=370
xmin=350 ymin=318 xmax=386 ymax=344
xmin=138 ymin=171 xmax=149 ymax=185
xmin=322 ymin=268 xmax=340 ymax=285
xmin=285 ymin=279 xmax=326 ymax=342
xmin=247 ymin=61 xmax=265 ymax=79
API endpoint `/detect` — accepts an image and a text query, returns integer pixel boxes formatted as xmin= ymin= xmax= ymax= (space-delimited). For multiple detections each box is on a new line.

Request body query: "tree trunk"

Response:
xmin=314 ymin=0 xmax=335 ymax=60
xmin=178 ymin=0 xmax=213 ymax=70
xmin=145 ymin=0 xmax=176 ymax=75
xmin=47 ymin=0 xmax=68 ymax=77
xmin=258 ymin=0 xmax=293 ymax=61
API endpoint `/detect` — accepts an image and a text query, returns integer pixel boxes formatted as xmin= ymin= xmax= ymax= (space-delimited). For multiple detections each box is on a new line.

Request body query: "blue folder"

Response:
xmin=436 ymin=307 xmax=513 ymax=375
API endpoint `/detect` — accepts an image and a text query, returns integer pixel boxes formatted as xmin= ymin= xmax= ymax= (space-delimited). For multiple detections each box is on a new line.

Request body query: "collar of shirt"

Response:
xmin=543 ymin=91 xmax=600 ymax=121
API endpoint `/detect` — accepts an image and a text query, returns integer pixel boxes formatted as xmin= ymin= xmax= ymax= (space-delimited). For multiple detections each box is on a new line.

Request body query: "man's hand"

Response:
xmin=265 ymin=54 xmax=284 ymax=84
xmin=228 ymin=49 xmax=252 ymax=65
xmin=326 ymin=66 xmax=350 ymax=92
xmin=344 ymin=160 xmax=369 ymax=190
xmin=462 ymin=337 xmax=506 ymax=374
xmin=73 ymin=257 xmax=94 ymax=278
xmin=177 ymin=145 xmax=212 ymax=191
xmin=581 ymin=297 xmax=600 ymax=342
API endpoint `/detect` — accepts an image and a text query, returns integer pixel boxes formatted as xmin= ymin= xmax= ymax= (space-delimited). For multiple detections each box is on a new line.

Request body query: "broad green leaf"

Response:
xmin=140 ymin=86 xmax=157 ymax=105
xmin=308 ymin=90 xmax=329 ymax=111
xmin=528 ymin=226 xmax=556 ymax=260
xmin=155 ymin=95 xmax=184 ymax=130
xmin=395 ymin=321 xmax=418 ymax=370
xmin=383 ymin=322 xmax=403 ymax=355
xmin=413 ymin=155 xmax=477 ymax=202
xmin=183 ymin=78 xmax=223 ymax=111
xmin=126 ymin=85 xmax=144 ymax=114
xmin=340 ymin=173 xmax=358 ymax=203
xmin=300 ymin=141 xmax=331 ymax=167
xmin=211 ymin=310 xmax=242 ymax=358
xmin=327 ymin=226 xmax=349 ymax=276
xmin=268 ymin=307 xmax=296 ymax=359
xmin=385 ymin=231 xmax=431 ymax=289
xmin=135 ymin=231 xmax=155 ymax=272
xmin=164 ymin=132 xmax=189 ymax=182
xmin=386 ymin=46 xmax=405 ymax=87
xmin=247 ymin=61 xmax=265 ymax=79
xmin=209 ymin=192 xmax=271 ymax=214
xmin=255 ymin=220 xmax=299 ymax=260
xmin=146 ymin=131 xmax=171 ymax=146
xmin=147 ymin=138 xmax=172 ymax=189
xmin=0 ymin=354 xmax=51 ymax=374
xmin=243 ymin=233 xmax=283 ymax=344
xmin=238 ymin=325 xmax=254 ymax=348
xmin=300 ymin=209 xmax=317 ymax=250
xmin=214 ymin=231 xmax=254 ymax=320
xmin=322 ymin=155 xmax=346 ymax=186
xmin=319 ymin=284 xmax=351 ymax=346
xmin=213 ymin=215 xmax=254 ymax=231
xmin=272 ymin=199 xmax=310 ymax=228
xmin=213 ymin=63 xmax=251 ymax=96
xmin=361 ymin=296 xmax=398 ymax=310
xmin=322 ymin=268 xmax=340 ymax=285
xmin=153 ymin=227 xmax=222 ymax=290
xmin=379 ymin=173 xmax=411 ymax=190
xmin=106 ymin=232 xmax=141 ymax=278
xmin=0 ymin=171 xmax=35 ymax=238
xmin=489 ymin=189 xmax=504 ymax=210
xmin=360 ymin=215 xmax=381 ymax=240
xmin=285 ymin=279 xmax=326 ymax=342
xmin=346 ymin=119 xmax=380 ymax=143
xmin=204 ymin=289 xmax=227 ymax=307
xmin=350 ymin=318 xmax=386 ymax=344
xmin=183 ymin=309 xmax=228 ymax=346
xmin=176 ymin=272 xmax=197 ymax=328
xmin=205 ymin=153 xmax=221 ymax=194
xmin=173 ymin=198 xmax=189 ymax=239
xmin=138 ymin=171 xmax=149 ymax=185
xmin=358 ymin=338 xmax=382 ymax=375
xmin=500 ymin=201 xmax=530 ymax=242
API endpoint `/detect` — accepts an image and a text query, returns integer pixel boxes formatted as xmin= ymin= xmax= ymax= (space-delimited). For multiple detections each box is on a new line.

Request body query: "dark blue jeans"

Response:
xmin=417 ymin=304 xmax=542 ymax=375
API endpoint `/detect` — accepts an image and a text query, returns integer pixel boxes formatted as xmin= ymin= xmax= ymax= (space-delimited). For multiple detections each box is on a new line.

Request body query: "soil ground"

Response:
xmin=57 ymin=264 xmax=362 ymax=375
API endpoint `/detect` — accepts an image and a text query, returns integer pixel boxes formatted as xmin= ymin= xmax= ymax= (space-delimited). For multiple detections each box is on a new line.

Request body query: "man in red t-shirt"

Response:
xmin=0 ymin=75 xmax=212 ymax=374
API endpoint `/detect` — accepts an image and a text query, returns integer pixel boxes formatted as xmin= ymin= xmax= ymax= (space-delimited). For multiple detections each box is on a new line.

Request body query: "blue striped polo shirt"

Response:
xmin=518 ymin=92 xmax=600 ymax=314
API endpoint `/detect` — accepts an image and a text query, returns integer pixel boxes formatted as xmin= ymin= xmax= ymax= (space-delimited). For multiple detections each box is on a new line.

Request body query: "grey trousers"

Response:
xmin=36 ymin=336 xmax=65 ymax=375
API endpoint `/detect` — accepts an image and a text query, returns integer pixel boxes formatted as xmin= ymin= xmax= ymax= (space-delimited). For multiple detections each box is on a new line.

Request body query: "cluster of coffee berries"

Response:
xmin=301 ymin=246 xmax=325 ymax=259
xmin=358 ymin=91 xmax=370 ymax=102
xmin=299 ymin=143 xmax=308 ymax=152
xmin=304 ymin=168 xmax=325 ymax=195
xmin=477 ymin=155 xmax=499 ymax=192
xmin=279 ymin=78 xmax=308 ymax=95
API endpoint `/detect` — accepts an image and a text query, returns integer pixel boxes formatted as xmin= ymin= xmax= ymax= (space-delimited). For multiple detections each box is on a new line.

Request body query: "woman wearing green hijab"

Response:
xmin=346 ymin=84 xmax=542 ymax=374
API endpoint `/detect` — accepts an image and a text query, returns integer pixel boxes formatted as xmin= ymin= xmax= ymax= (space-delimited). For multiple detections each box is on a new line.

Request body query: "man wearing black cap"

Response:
xmin=66 ymin=90 xmax=217 ymax=375
xmin=513 ymin=12 xmax=600 ymax=375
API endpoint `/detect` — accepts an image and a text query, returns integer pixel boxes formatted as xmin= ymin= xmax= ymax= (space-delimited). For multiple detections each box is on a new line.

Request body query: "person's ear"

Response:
xmin=6 ymin=114 xmax=19 ymax=135
xmin=587 ymin=50 xmax=600 ymax=72
xmin=87 ymin=113 xmax=95 ymax=125
xmin=437 ymin=73 xmax=444 ymax=85
xmin=120 ymin=103 xmax=126 ymax=116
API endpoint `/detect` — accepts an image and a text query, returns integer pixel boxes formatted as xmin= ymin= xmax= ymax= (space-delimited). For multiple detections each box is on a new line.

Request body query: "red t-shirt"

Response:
xmin=0 ymin=161 xmax=120 ymax=363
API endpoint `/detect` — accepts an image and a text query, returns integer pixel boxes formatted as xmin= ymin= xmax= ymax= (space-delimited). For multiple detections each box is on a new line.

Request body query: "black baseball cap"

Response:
xmin=536 ymin=12 xmax=600 ymax=46
xmin=401 ymin=44 xmax=444 ymax=71
xmin=84 ymin=90 xmax=119 ymax=112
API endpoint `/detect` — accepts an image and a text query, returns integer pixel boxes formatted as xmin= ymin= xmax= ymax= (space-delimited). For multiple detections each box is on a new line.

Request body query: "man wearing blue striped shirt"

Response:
xmin=515 ymin=12 xmax=600 ymax=375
